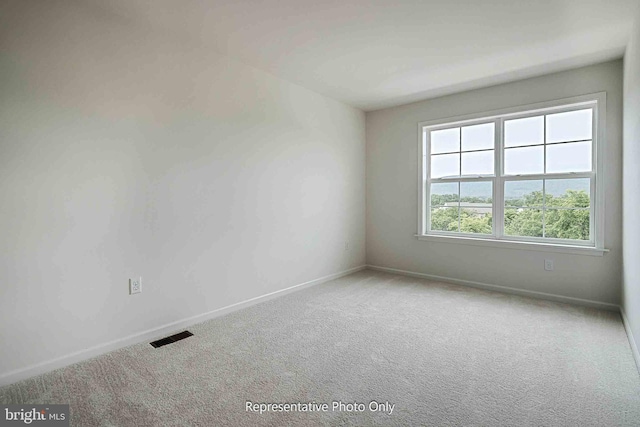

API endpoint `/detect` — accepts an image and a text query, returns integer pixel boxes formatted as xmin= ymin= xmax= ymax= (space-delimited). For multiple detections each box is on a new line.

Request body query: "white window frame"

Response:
xmin=417 ymin=93 xmax=607 ymax=256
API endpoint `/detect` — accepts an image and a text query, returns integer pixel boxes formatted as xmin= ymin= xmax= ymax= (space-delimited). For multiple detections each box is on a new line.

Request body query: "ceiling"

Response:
xmin=87 ymin=0 xmax=637 ymax=111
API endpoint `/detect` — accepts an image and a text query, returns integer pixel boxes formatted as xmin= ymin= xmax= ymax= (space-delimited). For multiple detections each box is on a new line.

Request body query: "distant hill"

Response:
xmin=432 ymin=178 xmax=589 ymax=201
xmin=505 ymin=178 xmax=589 ymax=200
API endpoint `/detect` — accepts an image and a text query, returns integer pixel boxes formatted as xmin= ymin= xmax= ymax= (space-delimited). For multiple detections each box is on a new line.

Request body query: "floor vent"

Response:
xmin=150 ymin=331 xmax=193 ymax=348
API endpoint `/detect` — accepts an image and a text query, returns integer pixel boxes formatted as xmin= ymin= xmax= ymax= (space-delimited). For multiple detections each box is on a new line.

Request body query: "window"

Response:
xmin=418 ymin=94 xmax=605 ymax=253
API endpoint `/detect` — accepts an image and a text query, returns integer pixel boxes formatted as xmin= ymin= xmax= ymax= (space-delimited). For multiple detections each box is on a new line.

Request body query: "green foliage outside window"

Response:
xmin=431 ymin=190 xmax=589 ymax=240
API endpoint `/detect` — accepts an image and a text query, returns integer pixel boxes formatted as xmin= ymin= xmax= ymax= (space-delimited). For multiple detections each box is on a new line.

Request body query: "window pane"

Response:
xmin=461 ymin=181 xmax=492 ymax=205
xmin=504 ymin=208 xmax=543 ymax=238
xmin=430 ymin=153 xmax=459 ymax=178
xmin=460 ymin=208 xmax=492 ymax=234
xmin=431 ymin=207 xmax=458 ymax=232
xmin=504 ymin=146 xmax=544 ymax=175
xmin=431 ymin=128 xmax=459 ymax=154
xmin=504 ymin=116 xmax=543 ymax=147
xmin=462 ymin=123 xmax=494 ymax=151
xmin=545 ymin=178 xmax=590 ymax=208
xmin=430 ymin=182 xmax=459 ymax=206
xmin=461 ymin=150 xmax=494 ymax=176
xmin=546 ymin=141 xmax=592 ymax=173
xmin=546 ymin=109 xmax=592 ymax=143
xmin=460 ymin=181 xmax=493 ymax=234
xmin=505 ymin=180 xmax=543 ymax=207
xmin=545 ymin=209 xmax=590 ymax=240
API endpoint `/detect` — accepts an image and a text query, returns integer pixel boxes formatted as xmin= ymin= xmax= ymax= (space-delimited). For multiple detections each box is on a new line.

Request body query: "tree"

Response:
xmin=430 ymin=207 xmax=459 ymax=232
xmin=505 ymin=208 xmax=543 ymax=237
xmin=431 ymin=189 xmax=589 ymax=240
xmin=460 ymin=209 xmax=492 ymax=234
xmin=431 ymin=208 xmax=492 ymax=234
xmin=430 ymin=194 xmax=460 ymax=206
xmin=505 ymin=190 xmax=589 ymax=240
xmin=545 ymin=208 xmax=589 ymax=240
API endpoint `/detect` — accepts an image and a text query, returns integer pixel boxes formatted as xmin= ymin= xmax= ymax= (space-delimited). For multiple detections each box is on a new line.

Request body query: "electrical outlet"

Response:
xmin=544 ymin=259 xmax=554 ymax=271
xmin=129 ymin=277 xmax=142 ymax=294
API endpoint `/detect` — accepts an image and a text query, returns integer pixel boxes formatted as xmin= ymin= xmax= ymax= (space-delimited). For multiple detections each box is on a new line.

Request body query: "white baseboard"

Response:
xmin=366 ymin=265 xmax=620 ymax=312
xmin=621 ymin=308 xmax=640 ymax=374
xmin=0 ymin=265 xmax=366 ymax=387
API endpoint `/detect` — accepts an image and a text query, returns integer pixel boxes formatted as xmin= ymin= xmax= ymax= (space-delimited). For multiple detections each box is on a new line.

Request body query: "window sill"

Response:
xmin=415 ymin=234 xmax=608 ymax=256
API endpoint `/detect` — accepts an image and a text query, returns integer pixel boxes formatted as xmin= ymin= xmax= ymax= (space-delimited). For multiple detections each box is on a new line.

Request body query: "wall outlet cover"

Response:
xmin=130 ymin=277 xmax=142 ymax=294
xmin=544 ymin=259 xmax=554 ymax=271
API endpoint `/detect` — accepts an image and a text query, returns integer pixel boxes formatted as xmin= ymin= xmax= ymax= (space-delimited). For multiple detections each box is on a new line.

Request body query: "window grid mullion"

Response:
xmin=458 ymin=127 xmax=462 ymax=177
xmin=458 ymin=126 xmax=462 ymax=233
xmin=500 ymin=171 xmax=593 ymax=181
xmin=448 ymin=128 xmax=462 ymax=234
xmin=542 ymin=114 xmax=547 ymax=238
xmin=542 ymin=179 xmax=546 ymax=238
xmin=495 ymin=118 xmax=504 ymax=239
xmin=590 ymin=106 xmax=597 ymax=246
xmin=424 ymin=131 xmax=430 ymax=234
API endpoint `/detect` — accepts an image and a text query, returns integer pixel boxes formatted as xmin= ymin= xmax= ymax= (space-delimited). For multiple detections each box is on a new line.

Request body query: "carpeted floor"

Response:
xmin=2 ymin=270 xmax=639 ymax=426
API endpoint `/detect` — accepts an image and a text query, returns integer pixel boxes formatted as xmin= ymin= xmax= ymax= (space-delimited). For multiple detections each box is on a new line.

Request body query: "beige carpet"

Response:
xmin=2 ymin=270 xmax=639 ymax=426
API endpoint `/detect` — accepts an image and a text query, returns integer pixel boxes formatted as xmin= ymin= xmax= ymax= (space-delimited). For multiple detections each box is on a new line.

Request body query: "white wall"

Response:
xmin=0 ymin=1 xmax=365 ymax=379
xmin=623 ymin=9 xmax=640 ymax=365
xmin=366 ymin=60 xmax=623 ymax=305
